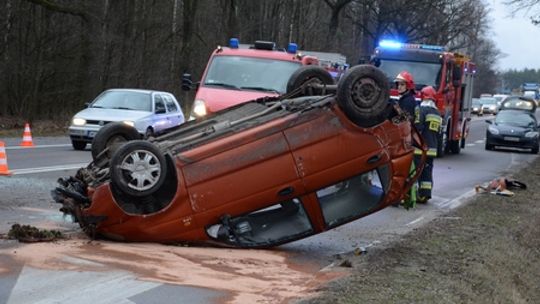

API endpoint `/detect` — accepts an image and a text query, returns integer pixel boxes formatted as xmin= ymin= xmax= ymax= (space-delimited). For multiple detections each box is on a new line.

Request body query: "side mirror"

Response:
xmin=84 ymin=102 xmax=91 ymax=108
xmin=485 ymin=120 xmax=493 ymax=124
xmin=452 ymin=66 xmax=462 ymax=87
xmin=182 ymin=73 xmax=193 ymax=91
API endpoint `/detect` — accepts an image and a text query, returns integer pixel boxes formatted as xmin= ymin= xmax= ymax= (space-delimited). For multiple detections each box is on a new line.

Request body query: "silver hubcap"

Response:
xmin=119 ymin=149 xmax=161 ymax=191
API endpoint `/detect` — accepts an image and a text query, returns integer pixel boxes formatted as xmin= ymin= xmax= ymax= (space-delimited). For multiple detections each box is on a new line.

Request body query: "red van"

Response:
xmin=183 ymin=39 xmax=326 ymax=120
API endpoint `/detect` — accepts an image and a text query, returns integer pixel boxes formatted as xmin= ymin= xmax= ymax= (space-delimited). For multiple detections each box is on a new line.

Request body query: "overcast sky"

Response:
xmin=489 ymin=1 xmax=540 ymax=71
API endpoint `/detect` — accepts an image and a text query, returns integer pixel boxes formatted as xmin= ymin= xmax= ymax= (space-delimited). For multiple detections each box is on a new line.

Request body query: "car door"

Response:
xmin=152 ymin=94 xmax=168 ymax=133
xmin=163 ymin=94 xmax=185 ymax=128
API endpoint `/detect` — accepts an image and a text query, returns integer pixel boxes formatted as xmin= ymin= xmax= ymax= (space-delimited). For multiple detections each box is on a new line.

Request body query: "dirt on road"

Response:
xmin=300 ymin=156 xmax=540 ymax=304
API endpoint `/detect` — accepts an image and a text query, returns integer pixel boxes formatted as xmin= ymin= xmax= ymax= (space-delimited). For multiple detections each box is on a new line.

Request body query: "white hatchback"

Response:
xmin=69 ymin=89 xmax=185 ymax=150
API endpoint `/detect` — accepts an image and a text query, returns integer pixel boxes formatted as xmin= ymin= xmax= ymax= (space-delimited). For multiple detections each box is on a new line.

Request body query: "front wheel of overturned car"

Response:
xmin=336 ymin=65 xmax=390 ymax=128
xmin=91 ymin=122 xmax=141 ymax=162
xmin=286 ymin=66 xmax=335 ymax=97
xmin=110 ymin=140 xmax=167 ymax=197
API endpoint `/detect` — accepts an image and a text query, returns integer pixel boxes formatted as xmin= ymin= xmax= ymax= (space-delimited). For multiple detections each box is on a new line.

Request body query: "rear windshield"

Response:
xmin=92 ymin=91 xmax=152 ymax=111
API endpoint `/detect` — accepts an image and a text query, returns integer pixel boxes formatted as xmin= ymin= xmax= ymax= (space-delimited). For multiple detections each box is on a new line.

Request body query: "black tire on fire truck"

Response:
xmin=449 ymin=139 xmax=461 ymax=154
xmin=286 ymin=66 xmax=335 ymax=97
xmin=110 ymin=140 xmax=168 ymax=197
xmin=91 ymin=122 xmax=142 ymax=162
xmin=336 ymin=65 xmax=390 ymax=128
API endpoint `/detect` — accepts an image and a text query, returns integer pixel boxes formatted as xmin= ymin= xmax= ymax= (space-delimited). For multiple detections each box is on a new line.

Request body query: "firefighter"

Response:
xmin=394 ymin=71 xmax=419 ymax=120
xmin=414 ymin=86 xmax=442 ymax=203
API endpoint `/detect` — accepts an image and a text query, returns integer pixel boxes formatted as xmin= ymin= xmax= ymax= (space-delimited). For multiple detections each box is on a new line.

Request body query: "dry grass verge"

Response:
xmin=302 ymin=157 xmax=540 ymax=304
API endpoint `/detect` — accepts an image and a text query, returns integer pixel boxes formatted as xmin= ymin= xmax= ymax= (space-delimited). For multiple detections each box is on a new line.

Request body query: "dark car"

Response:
xmin=53 ymin=65 xmax=426 ymax=248
xmin=485 ymin=96 xmax=539 ymax=153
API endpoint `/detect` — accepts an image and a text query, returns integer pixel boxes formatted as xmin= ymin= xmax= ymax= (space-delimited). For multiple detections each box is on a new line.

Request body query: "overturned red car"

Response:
xmin=53 ymin=65 xmax=426 ymax=248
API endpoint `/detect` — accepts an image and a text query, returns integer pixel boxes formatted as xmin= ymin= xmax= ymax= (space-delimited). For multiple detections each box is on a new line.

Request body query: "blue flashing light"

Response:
xmin=229 ymin=38 xmax=239 ymax=49
xmin=379 ymin=40 xmax=403 ymax=49
xmin=287 ymin=43 xmax=298 ymax=54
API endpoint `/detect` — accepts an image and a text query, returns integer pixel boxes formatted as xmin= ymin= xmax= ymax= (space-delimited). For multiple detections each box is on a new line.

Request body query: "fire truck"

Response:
xmin=370 ymin=40 xmax=476 ymax=156
xmin=182 ymin=38 xmax=348 ymax=120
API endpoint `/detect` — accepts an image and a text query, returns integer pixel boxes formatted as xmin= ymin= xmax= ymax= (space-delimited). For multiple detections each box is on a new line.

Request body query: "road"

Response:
xmin=0 ymin=115 xmax=538 ymax=304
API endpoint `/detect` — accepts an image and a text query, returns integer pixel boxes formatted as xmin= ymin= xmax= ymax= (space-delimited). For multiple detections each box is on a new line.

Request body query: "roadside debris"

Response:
xmin=7 ymin=224 xmax=63 ymax=243
xmin=475 ymin=177 xmax=527 ymax=197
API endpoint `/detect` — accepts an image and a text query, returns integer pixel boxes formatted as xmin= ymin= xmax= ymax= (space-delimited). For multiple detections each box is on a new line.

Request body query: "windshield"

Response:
xmin=203 ymin=56 xmax=302 ymax=93
xmin=92 ymin=91 xmax=152 ymax=111
xmin=496 ymin=111 xmax=537 ymax=128
xmin=472 ymin=98 xmax=482 ymax=106
xmin=377 ymin=59 xmax=442 ymax=88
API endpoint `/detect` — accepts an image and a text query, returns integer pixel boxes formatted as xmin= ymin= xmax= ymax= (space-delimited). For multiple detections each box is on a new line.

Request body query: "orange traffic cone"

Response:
xmin=0 ymin=141 xmax=11 ymax=175
xmin=20 ymin=123 xmax=35 ymax=147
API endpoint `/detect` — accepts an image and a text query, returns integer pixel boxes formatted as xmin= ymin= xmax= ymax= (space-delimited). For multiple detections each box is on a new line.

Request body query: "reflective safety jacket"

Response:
xmin=414 ymin=100 xmax=442 ymax=157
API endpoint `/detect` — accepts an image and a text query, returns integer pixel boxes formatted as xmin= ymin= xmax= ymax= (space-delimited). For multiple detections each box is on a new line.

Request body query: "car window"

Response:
xmin=91 ymin=91 xmax=152 ymax=111
xmin=164 ymin=95 xmax=179 ymax=113
xmin=154 ymin=95 xmax=166 ymax=113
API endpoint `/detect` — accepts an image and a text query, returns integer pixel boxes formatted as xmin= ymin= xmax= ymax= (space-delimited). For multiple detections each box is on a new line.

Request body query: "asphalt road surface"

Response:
xmin=0 ymin=115 xmax=538 ymax=304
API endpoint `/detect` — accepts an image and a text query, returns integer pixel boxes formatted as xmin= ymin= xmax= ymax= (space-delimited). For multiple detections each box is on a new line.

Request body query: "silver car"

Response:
xmin=69 ymin=89 xmax=185 ymax=150
xmin=480 ymin=97 xmax=498 ymax=115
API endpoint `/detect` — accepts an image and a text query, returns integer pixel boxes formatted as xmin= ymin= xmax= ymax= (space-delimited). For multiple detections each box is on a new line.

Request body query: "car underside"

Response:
xmin=52 ymin=65 xmax=426 ymax=248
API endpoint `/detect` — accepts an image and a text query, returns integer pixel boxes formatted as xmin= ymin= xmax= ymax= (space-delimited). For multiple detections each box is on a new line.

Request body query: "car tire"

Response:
xmin=485 ymin=142 xmax=494 ymax=151
xmin=71 ymin=140 xmax=87 ymax=151
xmin=286 ymin=66 xmax=335 ymax=96
xmin=449 ymin=139 xmax=461 ymax=154
xmin=336 ymin=65 xmax=390 ymax=128
xmin=110 ymin=140 xmax=167 ymax=197
xmin=91 ymin=122 xmax=141 ymax=162
xmin=532 ymin=145 xmax=539 ymax=154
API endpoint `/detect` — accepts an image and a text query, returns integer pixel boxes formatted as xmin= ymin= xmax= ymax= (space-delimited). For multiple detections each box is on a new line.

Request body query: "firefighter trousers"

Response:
xmin=414 ymin=155 xmax=434 ymax=200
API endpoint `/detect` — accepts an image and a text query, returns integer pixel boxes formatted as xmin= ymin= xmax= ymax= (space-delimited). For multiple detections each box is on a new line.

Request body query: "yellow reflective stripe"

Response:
xmin=420 ymin=182 xmax=432 ymax=189
xmin=425 ymin=114 xmax=442 ymax=123
xmin=415 ymin=148 xmax=437 ymax=156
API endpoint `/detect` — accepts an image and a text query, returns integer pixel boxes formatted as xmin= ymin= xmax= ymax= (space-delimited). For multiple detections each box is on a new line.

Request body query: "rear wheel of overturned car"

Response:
xmin=110 ymin=140 xmax=167 ymax=197
xmin=91 ymin=122 xmax=141 ymax=162
xmin=336 ymin=65 xmax=390 ymax=128
xmin=71 ymin=140 xmax=87 ymax=151
xmin=286 ymin=66 xmax=335 ymax=97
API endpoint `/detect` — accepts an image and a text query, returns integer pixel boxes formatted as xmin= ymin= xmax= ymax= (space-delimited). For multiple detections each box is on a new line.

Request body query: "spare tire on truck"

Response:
xmin=286 ymin=66 xmax=335 ymax=97
xmin=91 ymin=122 xmax=141 ymax=162
xmin=336 ymin=65 xmax=390 ymax=128
xmin=110 ymin=140 xmax=167 ymax=197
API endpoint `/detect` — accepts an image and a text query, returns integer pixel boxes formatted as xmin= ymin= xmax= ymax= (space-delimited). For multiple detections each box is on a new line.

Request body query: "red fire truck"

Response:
xmin=370 ymin=40 xmax=476 ymax=156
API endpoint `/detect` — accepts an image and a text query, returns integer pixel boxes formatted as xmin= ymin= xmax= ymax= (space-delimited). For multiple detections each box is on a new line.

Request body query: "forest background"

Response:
xmin=0 ymin=0 xmax=537 ymax=122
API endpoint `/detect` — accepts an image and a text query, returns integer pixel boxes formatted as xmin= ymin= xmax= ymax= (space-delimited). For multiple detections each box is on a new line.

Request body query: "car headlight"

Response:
xmin=488 ymin=126 xmax=499 ymax=135
xmin=72 ymin=117 xmax=86 ymax=126
xmin=525 ymin=131 xmax=539 ymax=138
xmin=123 ymin=120 xmax=135 ymax=127
xmin=191 ymin=99 xmax=207 ymax=118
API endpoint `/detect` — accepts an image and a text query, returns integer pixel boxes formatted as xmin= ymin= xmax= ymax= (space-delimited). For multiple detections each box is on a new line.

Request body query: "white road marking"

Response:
xmin=438 ymin=189 xmax=477 ymax=209
xmin=7 ymin=266 xmax=158 ymax=304
xmin=406 ymin=216 xmax=424 ymax=226
xmin=11 ymin=163 xmax=87 ymax=175
xmin=466 ymin=143 xmax=475 ymax=147
xmin=474 ymin=140 xmax=484 ymax=144
xmin=5 ymin=144 xmax=72 ymax=150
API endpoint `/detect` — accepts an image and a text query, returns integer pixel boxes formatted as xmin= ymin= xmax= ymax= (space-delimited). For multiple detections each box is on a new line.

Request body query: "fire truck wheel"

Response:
xmin=110 ymin=140 xmax=167 ymax=197
xmin=286 ymin=66 xmax=335 ymax=96
xmin=91 ymin=122 xmax=142 ymax=162
xmin=337 ymin=65 xmax=390 ymax=128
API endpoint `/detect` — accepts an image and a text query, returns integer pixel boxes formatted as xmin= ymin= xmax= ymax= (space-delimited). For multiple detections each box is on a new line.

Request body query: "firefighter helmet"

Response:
xmin=421 ymin=86 xmax=437 ymax=100
xmin=394 ymin=71 xmax=415 ymax=90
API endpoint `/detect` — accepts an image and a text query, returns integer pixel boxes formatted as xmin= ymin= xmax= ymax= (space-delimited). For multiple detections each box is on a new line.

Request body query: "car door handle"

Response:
xmin=367 ymin=153 xmax=382 ymax=164
xmin=278 ymin=186 xmax=294 ymax=197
